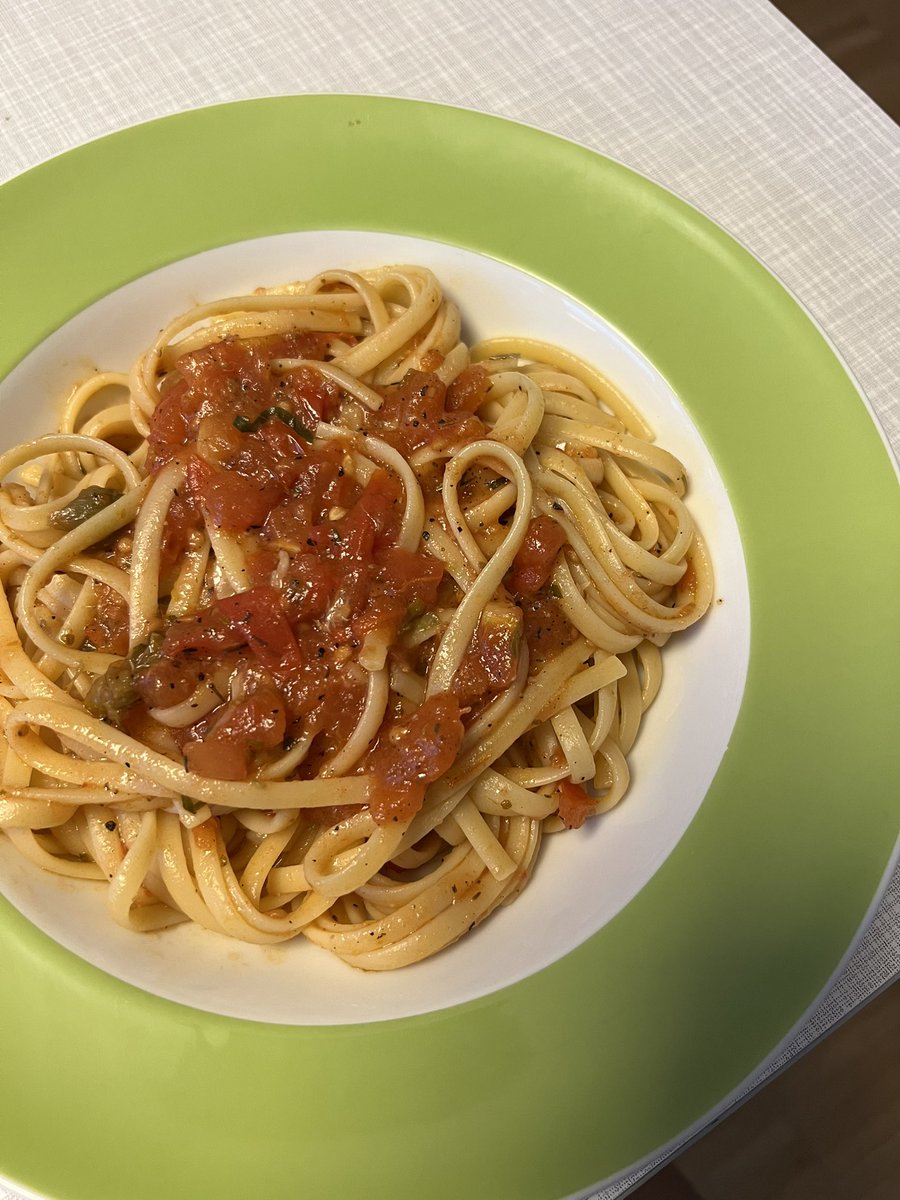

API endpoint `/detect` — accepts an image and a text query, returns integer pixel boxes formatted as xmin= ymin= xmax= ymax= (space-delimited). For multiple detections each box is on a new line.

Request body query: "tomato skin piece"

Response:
xmin=507 ymin=516 xmax=567 ymax=597
xmin=364 ymin=694 xmax=464 ymax=824
xmin=557 ymin=778 xmax=597 ymax=830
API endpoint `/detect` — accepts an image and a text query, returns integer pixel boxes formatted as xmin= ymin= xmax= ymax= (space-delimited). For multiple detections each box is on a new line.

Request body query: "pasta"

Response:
xmin=0 ymin=264 xmax=712 ymax=969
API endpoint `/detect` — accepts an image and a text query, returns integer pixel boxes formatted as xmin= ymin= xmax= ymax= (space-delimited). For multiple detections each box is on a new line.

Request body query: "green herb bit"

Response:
xmin=180 ymin=795 xmax=202 ymax=814
xmin=50 ymin=486 xmax=123 ymax=530
xmin=128 ymin=632 xmax=164 ymax=673
xmin=83 ymin=633 xmax=163 ymax=725
xmin=84 ymin=659 xmax=138 ymax=724
xmin=403 ymin=598 xmax=427 ymax=626
xmin=233 ymin=407 xmax=315 ymax=442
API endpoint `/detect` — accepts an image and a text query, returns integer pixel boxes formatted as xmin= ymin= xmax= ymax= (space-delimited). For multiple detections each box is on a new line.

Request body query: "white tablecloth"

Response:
xmin=1 ymin=2 xmax=898 ymax=1197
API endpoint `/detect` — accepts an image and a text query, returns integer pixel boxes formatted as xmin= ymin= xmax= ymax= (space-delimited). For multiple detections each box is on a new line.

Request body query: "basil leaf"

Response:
xmin=233 ymin=407 xmax=314 ymax=442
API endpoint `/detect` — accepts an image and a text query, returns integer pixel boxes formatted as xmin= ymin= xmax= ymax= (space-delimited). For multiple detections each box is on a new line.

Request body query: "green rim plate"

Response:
xmin=1 ymin=96 xmax=897 ymax=1200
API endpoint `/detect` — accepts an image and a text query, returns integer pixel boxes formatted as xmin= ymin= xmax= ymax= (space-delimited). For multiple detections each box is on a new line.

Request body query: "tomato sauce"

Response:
xmin=122 ymin=332 xmax=503 ymax=822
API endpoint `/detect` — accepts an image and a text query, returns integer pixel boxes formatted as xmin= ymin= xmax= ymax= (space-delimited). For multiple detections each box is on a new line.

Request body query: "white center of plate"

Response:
xmin=0 ymin=232 xmax=749 ymax=1025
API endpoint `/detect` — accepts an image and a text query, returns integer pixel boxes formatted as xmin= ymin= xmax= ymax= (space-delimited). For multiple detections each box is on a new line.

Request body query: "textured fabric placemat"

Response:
xmin=1 ymin=2 xmax=898 ymax=1198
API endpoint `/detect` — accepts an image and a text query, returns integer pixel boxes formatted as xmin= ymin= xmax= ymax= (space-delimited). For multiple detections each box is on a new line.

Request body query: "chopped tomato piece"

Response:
xmin=147 ymin=332 xmax=349 ymax=475
xmin=162 ymin=604 xmax=245 ymax=659
xmin=216 ymin=586 xmax=302 ymax=670
xmin=281 ymin=555 xmax=339 ymax=622
xmin=451 ymin=604 xmax=521 ymax=706
xmin=185 ymin=686 xmax=287 ymax=780
xmin=364 ymin=694 xmax=464 ymax=824
xmin=187 ymin=453 xmax=285 ymax=532
xmin=293 ymin=685 xmax=367 ymax=775
xmin=185 ymin=732 xmax=251 ymax=781
xmin=446 ymin=364 xmax=490 ymax=412
xmin=375 ymin=546 xmax=444 ymax=604
xmin=162 ymin=585 xmax=301 ymax=671
xmin=146 ymin=380 xmax=197 ymax=470
xmin=557 ymin=778 xmax=596 ymax=830
xmin=351 ymin=547 xmax=444 ymax=642
xmin=507 ymin=516 xmax=567 ymax=597
xmin=247 ymin=547 xmax=282 ymax=586
xmin=83 ymin=583 xmax=130 ymax=657
xmin=336 ymin=471 xmax=403 ymax=560
xmin=160 ymin=489 xmax=202 ymax=573
xmin=371 ymin=369 xmax=486 ymax=457
xmin=519 ymin=589 xmax=579 ymax=672
xmin=134 ymin=655 xmax=205 ymax=708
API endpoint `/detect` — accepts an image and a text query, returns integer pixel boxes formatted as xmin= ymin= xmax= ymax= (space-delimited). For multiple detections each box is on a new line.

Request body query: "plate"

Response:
xmin=0 ymin=96 xmax=897 ymax=1200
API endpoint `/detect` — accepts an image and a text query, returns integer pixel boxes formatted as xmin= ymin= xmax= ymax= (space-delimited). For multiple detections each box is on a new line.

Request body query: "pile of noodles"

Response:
xmin=0 ymin=265 xmax=711 ymax=968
